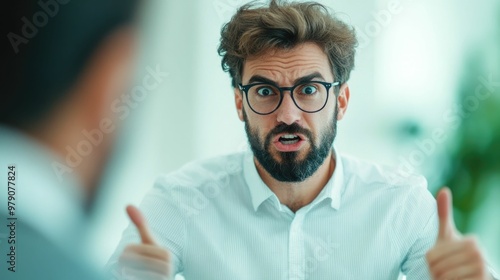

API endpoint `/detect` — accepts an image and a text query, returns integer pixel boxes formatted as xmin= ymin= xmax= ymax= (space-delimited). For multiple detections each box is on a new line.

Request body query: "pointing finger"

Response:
xmin=436 ymin=187 xmax=457 ymax=241
xmin=126 ymin=205 xmax=157 ymax=245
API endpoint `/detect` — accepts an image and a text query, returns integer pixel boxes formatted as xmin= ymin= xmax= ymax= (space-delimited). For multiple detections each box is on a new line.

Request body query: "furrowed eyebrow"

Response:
xmin=247 ymin=75 xmax=278 ymax=86
xmin=246 ymin=72 xmax=326 ymax=86
xmin=293 ymin=72 xmax=325 ymax=84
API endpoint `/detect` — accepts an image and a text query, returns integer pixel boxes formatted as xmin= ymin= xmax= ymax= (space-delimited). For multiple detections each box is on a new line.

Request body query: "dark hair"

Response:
xmin=1 ymin=0 xmax=140 ymax=128
xmin=218 ymin=0 xmax=358 ymax=88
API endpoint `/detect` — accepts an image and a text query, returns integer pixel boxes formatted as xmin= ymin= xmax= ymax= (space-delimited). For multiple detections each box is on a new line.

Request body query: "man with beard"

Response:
xmin=107 ymin=1 xmax=496 ymax=279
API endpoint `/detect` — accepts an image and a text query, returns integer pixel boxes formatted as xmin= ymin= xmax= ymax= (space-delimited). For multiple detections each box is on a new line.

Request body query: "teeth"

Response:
xmin=281 ymin=134 xmax=297 ymax=139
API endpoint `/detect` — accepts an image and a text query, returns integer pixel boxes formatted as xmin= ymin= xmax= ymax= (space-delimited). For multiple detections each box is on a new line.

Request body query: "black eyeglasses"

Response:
xmin=238 ymin=81 xmax=340 ymax=115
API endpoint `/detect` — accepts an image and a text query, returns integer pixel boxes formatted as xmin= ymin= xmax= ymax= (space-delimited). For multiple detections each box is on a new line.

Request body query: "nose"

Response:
xmin=276 ymin=91 xmax=301 ymax=125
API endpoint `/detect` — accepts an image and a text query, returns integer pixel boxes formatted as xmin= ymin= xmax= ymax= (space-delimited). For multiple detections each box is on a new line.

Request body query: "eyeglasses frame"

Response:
xmin=238 ymin=80 xmax=341 ymax=115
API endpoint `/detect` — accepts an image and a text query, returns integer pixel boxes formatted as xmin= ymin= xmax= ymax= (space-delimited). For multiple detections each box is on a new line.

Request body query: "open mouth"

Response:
xmin=272 ymin=133 xmax=306 ymax=152
xmin=278 ymin=134 xmax=301 ymax=145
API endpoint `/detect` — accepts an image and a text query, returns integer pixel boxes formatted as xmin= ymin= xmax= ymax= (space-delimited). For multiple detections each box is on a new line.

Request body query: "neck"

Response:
xmin=255 ymin=150 xmax=335 ymax=212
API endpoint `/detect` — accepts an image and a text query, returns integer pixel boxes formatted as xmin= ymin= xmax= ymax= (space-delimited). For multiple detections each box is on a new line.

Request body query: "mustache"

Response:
xmin=266 ymin=123 xmax=314 ymax=143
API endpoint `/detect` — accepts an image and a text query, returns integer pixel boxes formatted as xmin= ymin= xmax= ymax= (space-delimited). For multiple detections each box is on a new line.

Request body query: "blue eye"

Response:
xmin=301 ymin=85 xmax=317 ymax=95
xmin=256 ymin=86 xmax=275 ymax=96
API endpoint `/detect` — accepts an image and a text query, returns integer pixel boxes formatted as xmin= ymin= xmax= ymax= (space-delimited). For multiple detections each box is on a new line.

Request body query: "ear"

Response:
xmin=336 ymin=83 xmax=350 ymax=121
xmin=234 ymin=87 xmax=244 ymax=121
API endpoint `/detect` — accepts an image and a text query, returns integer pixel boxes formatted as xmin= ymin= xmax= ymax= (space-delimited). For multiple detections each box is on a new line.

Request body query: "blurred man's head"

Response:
xmin=2 ymin=0 xmax=140 ymax=200
xmin=218 ymin=0 xmax=357 ymax=182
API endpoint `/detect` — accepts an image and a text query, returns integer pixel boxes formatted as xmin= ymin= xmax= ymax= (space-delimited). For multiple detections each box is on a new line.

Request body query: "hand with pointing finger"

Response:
xmin=118 ymin=205 xmax=173 ymax=280
xmin=426 ymin=187 xmax=492 ymax=280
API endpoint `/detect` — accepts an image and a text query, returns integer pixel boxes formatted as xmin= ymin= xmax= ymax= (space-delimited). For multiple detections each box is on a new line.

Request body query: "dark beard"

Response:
xmin=243 ymin=107 xmax=338 ymax=182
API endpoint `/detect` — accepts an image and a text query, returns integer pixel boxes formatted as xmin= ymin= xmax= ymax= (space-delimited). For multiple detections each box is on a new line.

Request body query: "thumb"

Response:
xmin=126 ymin=205 xmax=157 ymax=245
xmin=436 ymin=187 xmax=457 ymax=241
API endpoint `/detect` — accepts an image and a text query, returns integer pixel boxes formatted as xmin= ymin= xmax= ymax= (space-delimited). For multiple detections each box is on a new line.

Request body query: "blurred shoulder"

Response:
xmin=0 ymin=216 xmax=104 ymax=280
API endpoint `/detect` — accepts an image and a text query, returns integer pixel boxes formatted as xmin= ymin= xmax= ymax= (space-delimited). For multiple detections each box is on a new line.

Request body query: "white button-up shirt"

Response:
xmin=107 ymin=149 xmax=438 ymax=280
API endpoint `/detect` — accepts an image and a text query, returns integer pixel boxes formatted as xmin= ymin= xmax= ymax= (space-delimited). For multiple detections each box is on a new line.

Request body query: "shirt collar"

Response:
xmin=243 ymin=146 xmax=345 ymax=212
xmin=320 ymin=147 xmax=344 ymax=210
xmin=243 ymin=151 xmax=275 ymax=211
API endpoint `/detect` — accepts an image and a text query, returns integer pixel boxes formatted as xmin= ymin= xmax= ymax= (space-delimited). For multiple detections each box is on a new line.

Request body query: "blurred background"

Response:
xmin=86 ymin=0 xmax=500 ymax=275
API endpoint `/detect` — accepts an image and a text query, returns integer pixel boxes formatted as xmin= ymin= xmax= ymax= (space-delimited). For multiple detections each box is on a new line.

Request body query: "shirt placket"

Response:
xmin=288 ymin=211 xmax=306 ymax=280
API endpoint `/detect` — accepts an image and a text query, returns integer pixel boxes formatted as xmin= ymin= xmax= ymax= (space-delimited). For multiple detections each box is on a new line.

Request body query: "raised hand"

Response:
xmin=426 ymin=187 xmax=492 ymax=280
xmin=117 ymin=205 xmax=172 ymax=280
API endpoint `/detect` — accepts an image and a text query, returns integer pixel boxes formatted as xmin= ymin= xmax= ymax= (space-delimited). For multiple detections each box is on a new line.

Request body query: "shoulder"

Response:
xmin=141 ymin=152 xmax=246 ymax=220
xmin=340 ymin=153 xmax=436 ymax=218
xmin=339 ymin=154 xmax=438 ymax=246
xmin=341 ymin=153 xmax=429 ymax=194
xmin=155 ymin=152 xmax=244 ymax=189
xmin=340 ymin=153 xmax=437 ymax=225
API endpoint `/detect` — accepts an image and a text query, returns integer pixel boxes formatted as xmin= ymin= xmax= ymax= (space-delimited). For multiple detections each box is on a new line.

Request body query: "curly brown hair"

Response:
xmin=218 ymin=0 xmax=358 ymax=88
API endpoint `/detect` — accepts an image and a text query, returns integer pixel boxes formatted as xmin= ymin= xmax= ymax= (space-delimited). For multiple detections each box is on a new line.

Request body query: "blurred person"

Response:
xmin=106 ymin=1 xmax=497 ymax=279
xmin=0 ymin=0 xmax=140 ymax=279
